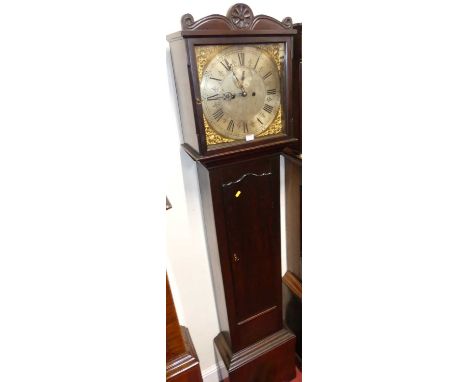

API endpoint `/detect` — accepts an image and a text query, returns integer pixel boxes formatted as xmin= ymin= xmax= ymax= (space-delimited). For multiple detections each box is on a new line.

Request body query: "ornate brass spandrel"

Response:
xmin=194 ymin=43 xmax=285 ymax=147
xmin=203 ymin=115 xmax=234 ymax=145
xmin=256 ymin=43 xmax=283 ymax=74
xmin=257 ymin=106 xmax=283 ymax=137
xmin=204 ymin=106 xmax=283 ymax=148
xmin=194 ymin=45 xmax=227 ymax=83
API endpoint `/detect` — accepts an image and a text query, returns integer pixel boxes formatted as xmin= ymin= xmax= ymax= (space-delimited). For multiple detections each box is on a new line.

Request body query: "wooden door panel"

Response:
xmin=213 ymin=155 xmax=283 ymax=349
xmin=222 ymin=172 xmax=278 ymax=322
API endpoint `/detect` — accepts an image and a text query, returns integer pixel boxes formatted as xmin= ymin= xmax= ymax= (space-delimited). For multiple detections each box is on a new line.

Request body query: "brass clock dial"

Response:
xmin=199 ymin=45 xmax=282 ymax=141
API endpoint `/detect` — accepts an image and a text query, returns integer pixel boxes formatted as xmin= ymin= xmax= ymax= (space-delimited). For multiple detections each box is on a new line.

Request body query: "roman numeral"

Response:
xmin=266 ymin=89 xmax=277 ymax=95
xmin=263 ymin=71 xmax=272 ymax=80
xmin=213 ymin=109 xmax=224 ymax=121
xmin=242 ymin=122 xmax=248 ymax=133
xmin=253 ymin=56 xmax=260 ymax=69
xmin=238 ymin=52 xmax=245 ymax=66
xmin=257 ymin=118 xmax=263 ymax=125
xmin=263 ymin=104 xmax=273 ymax=113
xmin=220 ymin=59 xmax=231 ymax=71
xmin=227 ymin=120 xmax=234 ymax=132
xmin=210 ymin=77 xmax=222 ymax=81
xmin=207 ymin=94 xmax=219 ymax=101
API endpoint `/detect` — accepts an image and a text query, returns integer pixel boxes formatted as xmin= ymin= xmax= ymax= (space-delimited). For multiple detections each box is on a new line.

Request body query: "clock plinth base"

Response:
xmin=214 ymin=328 xmax=296 ymax=382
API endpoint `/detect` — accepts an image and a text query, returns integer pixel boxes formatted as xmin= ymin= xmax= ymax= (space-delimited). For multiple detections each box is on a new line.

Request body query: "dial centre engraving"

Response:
xmin=219 ymin=66 xmax=266 ymax=121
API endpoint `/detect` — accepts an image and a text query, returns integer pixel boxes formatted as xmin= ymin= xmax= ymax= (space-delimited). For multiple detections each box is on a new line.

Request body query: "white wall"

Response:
xmin=4 ymin=1 xmax=468 ymax=382
xmin=163 ymin=1 xmax=304 ymax=376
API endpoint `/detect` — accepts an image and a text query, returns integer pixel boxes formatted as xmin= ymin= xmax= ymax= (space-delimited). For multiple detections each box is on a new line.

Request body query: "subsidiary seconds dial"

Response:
xmin=200 ymin=45 xmax=281 ymax=140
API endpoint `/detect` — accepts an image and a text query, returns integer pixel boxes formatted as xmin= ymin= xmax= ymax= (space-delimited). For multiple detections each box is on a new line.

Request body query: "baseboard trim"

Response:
xmin=202 ymin=364 xmax=220 ymax=382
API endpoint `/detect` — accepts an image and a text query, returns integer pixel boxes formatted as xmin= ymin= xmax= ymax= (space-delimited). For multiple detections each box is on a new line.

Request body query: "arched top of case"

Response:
xmin=175 ymin=3 xmax=296 ymax=37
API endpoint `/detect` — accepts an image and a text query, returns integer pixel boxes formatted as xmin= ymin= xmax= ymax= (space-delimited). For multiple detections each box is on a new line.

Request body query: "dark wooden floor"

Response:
xmin=221 ymin=367 xmax=301 ymax=382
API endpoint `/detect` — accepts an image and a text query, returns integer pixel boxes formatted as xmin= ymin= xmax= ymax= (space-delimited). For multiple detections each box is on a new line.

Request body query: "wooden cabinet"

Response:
xmin=166 ymin=277 xmax=203 ymax=382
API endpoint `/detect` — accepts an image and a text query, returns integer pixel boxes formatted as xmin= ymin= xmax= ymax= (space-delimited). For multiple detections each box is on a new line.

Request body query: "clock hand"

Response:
xmin=206 ymin=94 xmax=224 ymax=101
xmin=236 ymin=91 xmax=248 ymax=97
xmin=223 ymin=92 xmax=235 ymax=100
xmin=206 ymin=92 xmax=236 ymax=101
xmin=225 ymin=64 xmax=246 ymax=92
xmin=231 ymin=71 xmax=245 ymax=90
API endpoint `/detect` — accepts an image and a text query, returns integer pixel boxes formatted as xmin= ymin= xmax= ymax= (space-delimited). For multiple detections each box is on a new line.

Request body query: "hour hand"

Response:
xmin=206 ymin=94 xmax=224 ymax=101
xmin=206 ymin=92 xmax=235 ymax=101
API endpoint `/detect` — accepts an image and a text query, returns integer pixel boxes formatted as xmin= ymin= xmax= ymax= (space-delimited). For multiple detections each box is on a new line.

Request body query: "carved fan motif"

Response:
xmin=227 ymin=3 xmax=253 ymax=29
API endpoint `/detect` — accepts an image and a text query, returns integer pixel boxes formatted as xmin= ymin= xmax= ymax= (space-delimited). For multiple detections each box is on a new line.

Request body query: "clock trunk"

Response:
xmin=198 ymin=154 xmax=283 ymax=352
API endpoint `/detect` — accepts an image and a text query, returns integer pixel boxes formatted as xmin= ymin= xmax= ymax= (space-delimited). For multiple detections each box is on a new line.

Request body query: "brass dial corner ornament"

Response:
xmin=195 ymin=43 xmax=285 ymax=146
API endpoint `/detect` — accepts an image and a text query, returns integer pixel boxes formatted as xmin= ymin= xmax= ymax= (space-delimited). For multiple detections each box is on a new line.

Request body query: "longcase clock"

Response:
xmin=167 ymin=4 xmax=299 ymax=381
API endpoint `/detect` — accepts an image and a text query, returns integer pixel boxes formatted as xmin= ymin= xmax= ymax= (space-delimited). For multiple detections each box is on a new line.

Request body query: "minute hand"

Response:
xmin=230 ymin=69 xmax=245 ymax=91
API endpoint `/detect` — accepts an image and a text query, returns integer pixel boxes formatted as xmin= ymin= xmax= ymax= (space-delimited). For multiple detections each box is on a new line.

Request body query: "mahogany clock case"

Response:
xmin=166 ymin=5 xmax=299 ymax=381
xmin=167 ymin=23 xmax=297 ymax=161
